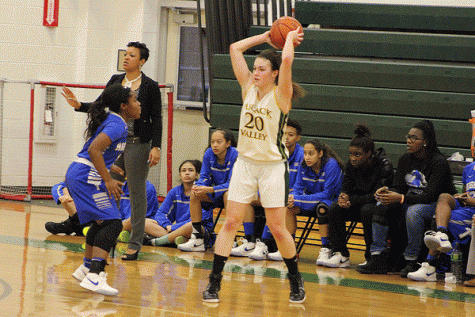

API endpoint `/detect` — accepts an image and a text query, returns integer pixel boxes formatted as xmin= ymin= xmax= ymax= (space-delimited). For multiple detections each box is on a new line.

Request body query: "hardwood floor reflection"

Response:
xmin=2 ymin=200 xmax=475 ymax=316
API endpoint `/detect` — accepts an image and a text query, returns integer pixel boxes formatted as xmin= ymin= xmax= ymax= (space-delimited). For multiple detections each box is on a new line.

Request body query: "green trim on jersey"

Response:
xmin=277 ymin=113 xmax=289 ymax=161
xmin=284 ymin=162 xmax=289 ymax=205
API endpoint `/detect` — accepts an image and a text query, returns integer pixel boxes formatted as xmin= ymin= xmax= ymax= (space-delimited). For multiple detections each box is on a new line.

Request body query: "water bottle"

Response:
xmin=451 ymin=242 xmax=463 ymax=284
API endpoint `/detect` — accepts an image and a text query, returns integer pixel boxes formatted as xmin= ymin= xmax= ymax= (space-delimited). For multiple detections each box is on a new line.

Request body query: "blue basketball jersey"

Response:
xmin=292 ymin=157 xmax=343 ymax=210
xmin=76 ymin=112 xmax=127 ymax=168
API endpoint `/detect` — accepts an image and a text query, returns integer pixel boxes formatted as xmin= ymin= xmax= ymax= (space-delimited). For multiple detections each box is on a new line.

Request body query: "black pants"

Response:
xmin=328 ymin=201 xmax=377 ymax=261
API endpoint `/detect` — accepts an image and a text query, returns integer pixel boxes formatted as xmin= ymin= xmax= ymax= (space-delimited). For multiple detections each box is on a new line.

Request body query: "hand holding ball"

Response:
xmin=269 ymin=16 xmax=303 ymax=49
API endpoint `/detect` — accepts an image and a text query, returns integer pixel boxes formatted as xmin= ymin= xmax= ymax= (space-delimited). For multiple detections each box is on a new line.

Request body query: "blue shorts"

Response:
xmin=51 ymin=182 xmax=67 ymax=205
xmin=65 ymin=162 xmax=121 ymax=225
xmin=448 ymin=205 xmax=475 ymax=245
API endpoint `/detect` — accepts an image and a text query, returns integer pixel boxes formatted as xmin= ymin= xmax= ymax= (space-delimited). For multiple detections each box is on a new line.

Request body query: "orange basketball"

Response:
xmin=269 ymin=16 xmax=302 ymax=49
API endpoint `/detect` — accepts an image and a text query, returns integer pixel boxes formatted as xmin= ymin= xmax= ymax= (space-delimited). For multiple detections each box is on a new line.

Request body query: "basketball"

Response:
xmin=269 ymin=16 xmax=302 ymax=49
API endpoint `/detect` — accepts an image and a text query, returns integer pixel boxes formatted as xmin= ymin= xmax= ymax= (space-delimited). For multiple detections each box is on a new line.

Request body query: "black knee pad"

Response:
xmin=316 ymin=203 xmax=329 ymax=225
xmin=85 ymin=221 xmax=101 ymax=246
xmin=94 ymin=219 xmax=123 ymax=252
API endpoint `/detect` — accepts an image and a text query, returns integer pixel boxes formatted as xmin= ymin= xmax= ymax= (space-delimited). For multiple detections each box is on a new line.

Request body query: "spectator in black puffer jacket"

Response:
xmin=319 ymin=124 xmax=394 ymax=268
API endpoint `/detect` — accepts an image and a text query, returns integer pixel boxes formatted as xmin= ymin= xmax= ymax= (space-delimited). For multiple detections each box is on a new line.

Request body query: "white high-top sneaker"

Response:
xmin=80 ymin=272 xmax=118 ymax=296
xmin=72 ymin=264 xmax=90 ymax=281
xmin=407 ymin=262 xmax=436 ymax=282
xmin=177 ymin=234 xmax=205 ymax=252
xmin=316 ymin=247 xmax=332 ymax=266
xmin=248 ymin=240 xmax=268 ymax=260
xmin=230 ymin=239 xmax=256 ymax=257
xmin=267 ymin=250 xmax=283 ymax=261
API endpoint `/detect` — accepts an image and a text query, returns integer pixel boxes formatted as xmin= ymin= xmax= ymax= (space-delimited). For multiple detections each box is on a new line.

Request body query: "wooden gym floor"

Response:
xmin=2 ymin=199 xmax=475 ymax=317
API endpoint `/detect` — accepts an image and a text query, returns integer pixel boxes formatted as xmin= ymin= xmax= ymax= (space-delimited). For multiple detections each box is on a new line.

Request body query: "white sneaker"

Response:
xmin=177 ymin=234 xmax=205 ymax=252
xmin=316 ymin=248 xmax=332 ymax=266
xmin=267 ymin=250 xmax=283 ymax=261
xmin=248 ymin=241 xmax=268 ymax=260
xmin=407 ymin=262 xmax=436 ymax=282
xmin=231 ymin=239 xmax=256 ymax=257
xmin=80 ymin=272 xmax=118 ymax=296
xmin=72 ymin=264 xmax=90 ymax=282
xmin=358 ymin=261 xmax=367 ymax=267
xmin=323 ymin=252 xmax=350 ymax=268
xmin=424 ymin=231 xmax=452 ymax=253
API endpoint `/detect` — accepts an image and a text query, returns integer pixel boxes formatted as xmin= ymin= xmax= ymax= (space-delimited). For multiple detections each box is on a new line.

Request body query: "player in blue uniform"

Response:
xmin=179 ymin=129 xmax=238 ymax=252
xmin=149 ymin=160 xmax=214 ymax=246
xmin=67 ymin=84 xmax=141 ymax=296
xmin=408 ymin=161 xmax=475 ymax=281
xmin=287 ymin=139 xmax=344 ymax=265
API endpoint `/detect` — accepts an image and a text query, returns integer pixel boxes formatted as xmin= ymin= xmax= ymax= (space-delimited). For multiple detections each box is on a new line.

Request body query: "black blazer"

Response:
xmin=77 ymin=72 xmax=162 ymax=148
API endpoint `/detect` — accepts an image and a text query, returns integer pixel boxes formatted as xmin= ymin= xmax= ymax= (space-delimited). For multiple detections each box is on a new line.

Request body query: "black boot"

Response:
xmin=143 ymin=233 xmax=154 ymax=246
xmin=400 ymin=260 xmax=420 ymax=278
xmin=203 ymin=273 xmax=222 ymax=302
xmin=357 ymin=251 xmax=389 ymax=275
xmin=45 ymin=217 xmax=74 ymax=235
xmin=288 ymin=272 xmax=306 ymax=303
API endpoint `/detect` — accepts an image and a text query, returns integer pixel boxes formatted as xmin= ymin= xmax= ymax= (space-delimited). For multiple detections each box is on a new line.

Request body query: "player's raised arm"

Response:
xmin=230 ymin=31 xmax=274 ymax=95
xmin=276 ymin=27 xmax=303 ymax=114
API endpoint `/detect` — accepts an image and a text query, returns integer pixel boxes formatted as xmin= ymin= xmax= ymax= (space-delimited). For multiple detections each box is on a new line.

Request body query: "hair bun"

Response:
xmin=354 ymin=124 xmax=371 ymax=138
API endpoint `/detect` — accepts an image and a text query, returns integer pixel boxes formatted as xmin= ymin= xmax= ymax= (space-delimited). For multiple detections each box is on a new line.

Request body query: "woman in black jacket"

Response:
xmin=358 ymin=120 xmax=455 ymax=276
xmin=62 ymin=41 xmax=162 ymax=261
xmin=321 ymin=124 xmax=394 ymax=268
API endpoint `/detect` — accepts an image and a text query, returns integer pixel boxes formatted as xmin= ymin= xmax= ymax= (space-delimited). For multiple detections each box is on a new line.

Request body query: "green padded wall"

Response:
xmin=294 ymin=1 xmax=475 ymax=33
xmin=250 ymin=26 xmax=475 ymax=63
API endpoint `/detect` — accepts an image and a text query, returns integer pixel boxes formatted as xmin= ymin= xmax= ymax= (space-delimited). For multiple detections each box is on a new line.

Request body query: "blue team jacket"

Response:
xmin=293 ymin=157 xmax=343 ymax=211
xmin=152 ymin=184 xmax=213 ymax=232
xmin=196 ymin=147 xmax=238 ymax=199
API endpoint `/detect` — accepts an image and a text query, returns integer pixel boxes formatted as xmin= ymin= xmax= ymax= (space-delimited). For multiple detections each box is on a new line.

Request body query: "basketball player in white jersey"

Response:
xmin=202 ymin=27 xmax=306 ymax=303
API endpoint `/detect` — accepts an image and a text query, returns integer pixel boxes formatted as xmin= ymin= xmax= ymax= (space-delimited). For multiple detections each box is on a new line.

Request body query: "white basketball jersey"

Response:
xmin=237 ymin=85 xmax=289 ymax=162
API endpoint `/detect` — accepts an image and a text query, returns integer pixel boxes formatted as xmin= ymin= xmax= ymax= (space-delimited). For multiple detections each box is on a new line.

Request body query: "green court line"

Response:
xmin=6 ymin=235 xmax=475 ymax=303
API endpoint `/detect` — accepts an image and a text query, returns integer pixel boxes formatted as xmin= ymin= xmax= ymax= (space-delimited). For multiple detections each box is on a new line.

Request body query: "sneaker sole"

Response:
xmin=249 ymin=254 xmax=267 ymax=261
xmin=323 ymin=261 xmax=350 ymax=268
xmin=97 ymin=288 xmax=119 ymax=296
xmin=231 ymin=251 xmax=253 ymax=257
xmin=289 ymin=294 xmax=306 ymax=304
xmin=424 ymin=236 xmax=452 ymax=253
xmin=407 ymin=275 xmax=436 ymax=282
xmin=178 ymin=245 xmax=206 ymax=252
xmin=179 ymin=247 xmax=206 ymax=252
xmin=80 ymin=280 xmax=118 ymax=296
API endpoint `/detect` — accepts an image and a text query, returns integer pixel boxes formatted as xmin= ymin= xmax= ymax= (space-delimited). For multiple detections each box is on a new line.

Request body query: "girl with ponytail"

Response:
xmin=65 ymin=83 xmax=141 ymax=296
xmin=287 ymin=139 xmax=344 ymax=266
xmin=204 ymin=26 xmax=306 ymax=303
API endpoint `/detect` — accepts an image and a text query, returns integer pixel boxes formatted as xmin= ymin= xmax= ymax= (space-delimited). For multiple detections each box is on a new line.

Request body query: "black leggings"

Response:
xmin=86 ymin=219 xmax=123 ymax=252
xmin=328 ymin=202 xmax=377 ymax=260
